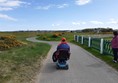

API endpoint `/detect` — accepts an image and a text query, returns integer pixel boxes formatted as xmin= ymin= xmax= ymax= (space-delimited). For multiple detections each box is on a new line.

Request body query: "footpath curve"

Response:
xmin=27 ymin=37 xmax=118 ymax=83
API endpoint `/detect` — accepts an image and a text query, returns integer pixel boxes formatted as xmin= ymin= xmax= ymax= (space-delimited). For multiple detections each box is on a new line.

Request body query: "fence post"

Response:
xmin=81 ymin=36 xmax=83 ymax=44
xmin=77 ymin=35 xmax=79 ymax=42
xmin=74 ymin=35 xmax=75 ymax=41
xmin=88 ymin=37 xmax=91 ymax=47
xmin=100 ymin=38 xmax=104 ymax=54
xmin=74 ymin=35 xmax=76 ymax=41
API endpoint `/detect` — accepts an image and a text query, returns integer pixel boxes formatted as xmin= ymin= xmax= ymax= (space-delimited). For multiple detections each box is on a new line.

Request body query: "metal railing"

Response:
xmin=74 ymin=35 xmax=113 ymax=56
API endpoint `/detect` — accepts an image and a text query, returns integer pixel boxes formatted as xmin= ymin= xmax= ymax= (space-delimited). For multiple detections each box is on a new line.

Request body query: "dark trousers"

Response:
xmin=112 ymin=48 xmax=118 ymax=61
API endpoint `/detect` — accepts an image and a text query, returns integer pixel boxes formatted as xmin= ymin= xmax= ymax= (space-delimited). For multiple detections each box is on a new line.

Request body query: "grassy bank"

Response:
xmin=0 ymin=42 xmax=51 ymax=83
xmin=0 ymin=32 xmax=51 ymax=83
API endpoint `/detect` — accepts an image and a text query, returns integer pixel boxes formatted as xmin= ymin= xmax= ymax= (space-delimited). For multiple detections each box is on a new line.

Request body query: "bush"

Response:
xmin=52 ymin=33 xmax=62 ymax=38
xmin=42 ymin=36 xmax=47 ymax=40
xmin=0 ymin=35 xmax=26 ymax=51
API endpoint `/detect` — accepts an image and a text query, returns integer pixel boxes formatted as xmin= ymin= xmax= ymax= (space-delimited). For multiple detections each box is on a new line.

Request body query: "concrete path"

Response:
xmin=27 ymin=37 xmax=118 ymax=83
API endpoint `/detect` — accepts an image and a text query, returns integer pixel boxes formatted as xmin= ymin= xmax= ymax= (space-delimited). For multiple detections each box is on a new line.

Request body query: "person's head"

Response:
xmin=61 ymin=37 xmax=66 ymax=42
xmin=113 ymin=31 xmax=118 ymax=36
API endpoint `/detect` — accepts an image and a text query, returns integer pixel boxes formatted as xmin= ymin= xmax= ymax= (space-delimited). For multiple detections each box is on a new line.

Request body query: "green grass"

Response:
xmin=72 ymin=40 xmax=118 ymax=71
xmin=36 ymin=32 xmax=77 ymax=42
xmin=0 ymin=42 xmax=51 ymax=83
xmin=103 ymin=37 xmax=113 ymax=40
xmin=0 ymin=32 xmax=51 ymax=83
xmin=0 ymin=31 xmax=40 ymax=41
xmin=37 ymin=32 xmax=62 ymax=41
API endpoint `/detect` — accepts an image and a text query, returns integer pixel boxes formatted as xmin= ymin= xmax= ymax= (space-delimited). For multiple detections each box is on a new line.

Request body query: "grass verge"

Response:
xmin=36 ymin=32 xmax=75 ymax=41
xmin=0 ymin=41 xmax=51 ymax=83
xmin=71 ymin=40 xmax=118 ymax=71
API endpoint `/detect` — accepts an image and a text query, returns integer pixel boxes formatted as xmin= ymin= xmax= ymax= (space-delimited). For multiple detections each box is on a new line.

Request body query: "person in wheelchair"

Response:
xmin=52 ymin=37 xmax=70 ymax=62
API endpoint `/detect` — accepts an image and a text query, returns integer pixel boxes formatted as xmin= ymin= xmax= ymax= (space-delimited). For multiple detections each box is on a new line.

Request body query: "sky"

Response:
xmin=0 ymin=0 xmax=118 ymax=31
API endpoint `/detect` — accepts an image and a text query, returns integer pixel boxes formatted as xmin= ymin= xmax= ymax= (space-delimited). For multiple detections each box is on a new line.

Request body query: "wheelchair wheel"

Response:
xmin=65 ymin=64 xmax=69 ymax=70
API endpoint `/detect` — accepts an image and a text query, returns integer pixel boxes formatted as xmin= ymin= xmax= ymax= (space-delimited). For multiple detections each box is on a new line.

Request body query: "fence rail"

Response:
xmin=74 ymin=35 xmax=113 ymax=56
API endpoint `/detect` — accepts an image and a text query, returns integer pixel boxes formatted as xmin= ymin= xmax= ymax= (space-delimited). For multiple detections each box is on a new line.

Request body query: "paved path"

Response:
xmin=27 ymin=37 xmax=118 ymax=83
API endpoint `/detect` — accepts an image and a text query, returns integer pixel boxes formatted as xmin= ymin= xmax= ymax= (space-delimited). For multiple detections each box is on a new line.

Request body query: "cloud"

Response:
xmin=0 ymin=7 xmax=12 ymax=11
xmin=107 ymin=18 xmax=118 ymax=24
xmin=0 ymin=13 xmax=17 ymax=21
xmin=81 ymin=22 xmax=86 ymax=24
xmin=0 ymin=0 xmax=24 ymax=7
xmin=0 ymin=0 xmax=30 ymax=11
xmin=57 ymin=4 xmax=69 ymax=8
xmin=0 ymin=0 xmax=7 ymax=3
xmin=72 ymin=21 xmax=86 ymax=25
xmin=72 ymin=22 xmax=80 ymax=25
xmin=36 ymin=3 xmax=69 ymax=10
xmin=75 ymin=0 xmax=91 ymax=5
xmin=36 ymin=5 xmax=52 ymax=10
xmin=52 ymin=23 xmax=60 ymax=27
xmin=90 ymin=21 xmax=103 ymax=24
xmin=0 ymin=0 xmax=29 ymax=7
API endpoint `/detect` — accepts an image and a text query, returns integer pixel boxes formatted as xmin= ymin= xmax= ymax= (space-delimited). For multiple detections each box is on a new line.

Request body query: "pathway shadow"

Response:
xmin=41 ymin=62 xmax=57 ymax=73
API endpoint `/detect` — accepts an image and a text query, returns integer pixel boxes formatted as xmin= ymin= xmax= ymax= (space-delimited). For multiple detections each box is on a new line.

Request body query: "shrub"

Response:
xmin=52 ymin=33 xmax=60 ymax=38
xmin=42 ymin=36 xmax=47 ymax=40
xmin=0 ymin=35 xmax=26 ymax=51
